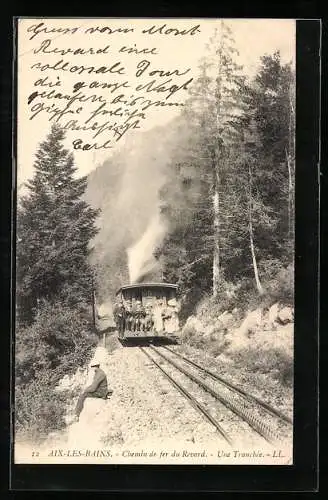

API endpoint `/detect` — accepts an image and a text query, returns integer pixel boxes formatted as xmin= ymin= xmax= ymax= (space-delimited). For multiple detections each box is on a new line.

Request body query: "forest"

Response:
xmin=87 ymin=23 xmax=295 ymax=319
xmin=156 ymin=26 xmax=295 ymax=318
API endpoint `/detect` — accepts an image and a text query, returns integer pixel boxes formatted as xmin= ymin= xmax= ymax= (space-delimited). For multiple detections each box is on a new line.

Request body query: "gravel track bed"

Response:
xmin=158 ymin=346 xmax=292 ymax=442
xmin=30 ymin=334 xmax=290 ymax=456
xmin=148 ymin=347 xmax=270 ymax=448
xmin=101 ymin=344 xmax=223 ymax=447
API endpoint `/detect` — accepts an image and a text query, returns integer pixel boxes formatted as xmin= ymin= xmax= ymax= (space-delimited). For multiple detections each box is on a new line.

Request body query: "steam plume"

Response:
xmin=85 ymin=117 xmax=193 ymax=299
xmin=127 ymin=212 xmax=167 ymax=283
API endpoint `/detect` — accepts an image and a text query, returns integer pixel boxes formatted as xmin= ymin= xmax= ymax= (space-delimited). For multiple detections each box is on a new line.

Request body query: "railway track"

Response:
xmin=140 ymin=346 xmax=233 ymax=445
xmin=162 ymin=345 xmax=293 ymax=425
xmin=140 ymin=345 xmax=293 ymax=446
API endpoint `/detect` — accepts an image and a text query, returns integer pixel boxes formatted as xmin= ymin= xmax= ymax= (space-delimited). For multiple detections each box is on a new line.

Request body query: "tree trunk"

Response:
xmin=287 ymin=84 xmax=295 ymax=245
xmin=212 ymin=29 xmax=223 ymax=298
xmin=92 ymin=289 xmax=97 ymax=329
xmin=286 ymin=148 xmax=293 ymax=242
xmin=248 ymin=164 xmax=264 ymax=295
xmin=91 ymin=275 xmax=97 ymax=332
xmin=213 ymin=180 xmax=220 ymax=297
xmin=249 ymin=216 xmax=264 ymax=295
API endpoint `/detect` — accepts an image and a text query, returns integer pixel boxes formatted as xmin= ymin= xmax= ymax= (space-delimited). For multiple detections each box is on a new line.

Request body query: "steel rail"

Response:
xmin=163 ymin=345 xmax=293 ymax=426
xmin=139 ymin=347 xmax=233 ymax=445
xmin=150 ymin=346 xmax=278 ymax=444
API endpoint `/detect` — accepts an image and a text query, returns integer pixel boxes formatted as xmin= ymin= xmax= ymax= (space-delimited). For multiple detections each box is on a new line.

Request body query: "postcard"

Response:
xmin=14 ymin=18 xmax=296 ymax=466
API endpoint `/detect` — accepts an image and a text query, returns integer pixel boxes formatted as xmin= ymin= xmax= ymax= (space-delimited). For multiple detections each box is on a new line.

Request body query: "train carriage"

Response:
xmin=115 ymin=282 xmax=180 ymax=339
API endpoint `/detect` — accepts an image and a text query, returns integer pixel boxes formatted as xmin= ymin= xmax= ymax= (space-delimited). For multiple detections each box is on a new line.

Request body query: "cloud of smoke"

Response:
xmin=85 ymin=116 xmax=197 ymax=299
xmin=127 ymin=211 xmax=168 ymax=283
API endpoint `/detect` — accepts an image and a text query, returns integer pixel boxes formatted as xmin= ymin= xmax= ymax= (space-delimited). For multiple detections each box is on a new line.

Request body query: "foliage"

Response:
xmin=15 ymin=125 xmax=100 ymax=443
xmin=16 ymin=300 xmax=98 ymax=385
xmin=15 ymin=376 xmax=68 ymax=443
xmin=181 ymin=323 xmax=228 ymax=357
xmin=230 ymin=345 xmax=293 ymax=387
xmin=265 ymin=263 xmax=294 ymax=305
xmin=15 ymin=299 xmax=98 ymax=442
xmin=17 ymin=124 xmax=100 ymax=324
xmin=156 ymin=40 xmax=295 ymax=314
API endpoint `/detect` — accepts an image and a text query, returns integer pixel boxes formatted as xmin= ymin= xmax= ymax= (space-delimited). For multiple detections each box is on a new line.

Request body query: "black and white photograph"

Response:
xmin=14 ymin=18 xmax=296 ymax=465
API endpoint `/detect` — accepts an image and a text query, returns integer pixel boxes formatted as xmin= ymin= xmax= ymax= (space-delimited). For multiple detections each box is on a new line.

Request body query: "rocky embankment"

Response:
xmin=183 ymin=302 xmax=293 ymax=354
xmin=180 ymin=302 xmax=294 ymax=409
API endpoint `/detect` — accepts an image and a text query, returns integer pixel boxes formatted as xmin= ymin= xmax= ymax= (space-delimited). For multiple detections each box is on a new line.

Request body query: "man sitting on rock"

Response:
xmin=73 ymin=361 xmax=112 ymax=422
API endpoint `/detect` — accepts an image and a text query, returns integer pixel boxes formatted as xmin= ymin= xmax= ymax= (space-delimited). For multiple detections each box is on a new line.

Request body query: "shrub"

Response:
xmin=230 ymin=345 xmax=293 ymax=387
xmin=15 ymin=299 xmax=99 ymax=442
xmin=15 ymin=376 xmax=67 ymax=443
xmin=197 ymin=287 xmax=237 ymax=321
xmin=209 ymin=337 xmax=228 ymax=357
xmin=16 ymin=300 xmax=98 ymax=385
xmin=181 ymin=328 xmax=203 ymax=349
xmin=190 ymin=335 xmax=206 ymax=350
xmin=181 ymin=324 xmax=198 ymax=342
xmin=266 ymin=263 xmax=294 ymax=305
xmin=225 ymin=263 xmax=294 ymax=313
xmin=258 ymin=258 xmax=284 ymax=281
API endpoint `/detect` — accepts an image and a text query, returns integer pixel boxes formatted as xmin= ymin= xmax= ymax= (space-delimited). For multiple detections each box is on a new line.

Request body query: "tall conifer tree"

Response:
xmin=17 ymin=124 xmax=100 ymax=324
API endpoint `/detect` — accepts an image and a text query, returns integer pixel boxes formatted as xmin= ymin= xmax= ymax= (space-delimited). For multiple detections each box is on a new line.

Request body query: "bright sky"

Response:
xmin=17 ymin=18 xmax=295 ymax=186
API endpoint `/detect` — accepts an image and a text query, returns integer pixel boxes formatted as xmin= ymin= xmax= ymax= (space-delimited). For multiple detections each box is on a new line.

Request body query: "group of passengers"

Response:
xmin=113 ymin=298 xmax=178 ymax=336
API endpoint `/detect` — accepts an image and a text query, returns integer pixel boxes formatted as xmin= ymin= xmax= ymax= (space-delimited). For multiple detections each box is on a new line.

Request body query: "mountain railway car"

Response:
xmin=114 ymin=282 xmax=180 ymax=340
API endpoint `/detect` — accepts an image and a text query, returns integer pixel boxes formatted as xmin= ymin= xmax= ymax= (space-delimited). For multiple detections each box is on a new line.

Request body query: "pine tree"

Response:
xmin=244 ymin=52 xmax=295 ymax=265
xmin=183 ymin=21 xmax=245 ymax=296
xmin=155 ymin=23 xmax=246 ymax=305
xmin=17 ymin=124 xmax=100 ymax=324
xmin=222 ymin=52 xmax=295 ymax=292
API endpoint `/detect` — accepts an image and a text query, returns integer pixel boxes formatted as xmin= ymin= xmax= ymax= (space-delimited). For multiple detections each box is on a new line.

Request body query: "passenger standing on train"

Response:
xmin=145 ymin=304 xmax=154 ymax=332
xmin=134 ymin=300 xmax=146 ymax=331
xmin=140 ymin=302 xmax=146 ymax=331
xmin=130 ymin=299 xmax=137 ymax=332
xmin=113 ymin=299 xmax=125 ymax=338
xmin=165 ymin=298 xmax=179 ymax=333
xmin=162 ymin=304 xmax=172 ymax=333
xmin=153 ymin=299 xmax=164 ymax=334
xmin=125 ymin=300 xmax=132 ymax=331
